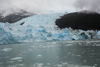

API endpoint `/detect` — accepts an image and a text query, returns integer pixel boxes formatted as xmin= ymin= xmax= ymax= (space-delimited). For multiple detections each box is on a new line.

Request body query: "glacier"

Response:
xmin=0 ymin=13 xmax=100 ymax=44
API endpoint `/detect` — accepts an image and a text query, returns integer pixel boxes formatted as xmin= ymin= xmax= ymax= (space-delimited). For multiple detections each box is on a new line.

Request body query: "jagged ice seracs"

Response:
xmin=0 ymin=13 xmax=100 ymax=44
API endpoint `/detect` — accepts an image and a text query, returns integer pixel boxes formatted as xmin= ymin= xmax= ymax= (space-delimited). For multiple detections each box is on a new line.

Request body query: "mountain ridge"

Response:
xmin=0 ymin=9 xmax=35 ymax=23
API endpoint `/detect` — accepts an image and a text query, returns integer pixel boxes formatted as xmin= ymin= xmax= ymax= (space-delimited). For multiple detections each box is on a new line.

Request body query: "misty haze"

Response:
xmin=0 ymin=0 xmax=100 ymax=67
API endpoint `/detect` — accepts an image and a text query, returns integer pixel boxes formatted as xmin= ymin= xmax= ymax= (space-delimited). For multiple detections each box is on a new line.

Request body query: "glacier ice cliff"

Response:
xmin=0 ymin=13 xmax=100 ymax=44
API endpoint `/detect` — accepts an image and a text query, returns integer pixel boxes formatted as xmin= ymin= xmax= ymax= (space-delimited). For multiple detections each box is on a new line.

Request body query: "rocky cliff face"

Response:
xmin=55 ymin=11 xmax=100 ymax=30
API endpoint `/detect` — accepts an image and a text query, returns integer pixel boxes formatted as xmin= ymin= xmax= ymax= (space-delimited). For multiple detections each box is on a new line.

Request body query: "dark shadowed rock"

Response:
xmin=0 ymin=10 xmax=35 ymax=23
xmin=20 ymin=22 xmax=25 ymax=25
xmin=55 ymin=11 xmax=100 ymax=30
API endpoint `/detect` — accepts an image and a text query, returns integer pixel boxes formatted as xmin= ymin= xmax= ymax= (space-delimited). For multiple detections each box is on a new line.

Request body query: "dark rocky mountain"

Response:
xmin=0 ymin=10 xmax=35 ymax=23
xmin=55 ymin=11 xmax=100 ymax=30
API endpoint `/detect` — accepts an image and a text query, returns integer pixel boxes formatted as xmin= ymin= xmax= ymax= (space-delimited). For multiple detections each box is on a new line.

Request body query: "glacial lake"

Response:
xmin=0 ymin=40 xmax=100 ymax=67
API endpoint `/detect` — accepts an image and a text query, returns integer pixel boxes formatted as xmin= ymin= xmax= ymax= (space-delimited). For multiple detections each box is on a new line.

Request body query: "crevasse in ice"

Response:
xmin=0 ymin=13 xmax=100 ymax=44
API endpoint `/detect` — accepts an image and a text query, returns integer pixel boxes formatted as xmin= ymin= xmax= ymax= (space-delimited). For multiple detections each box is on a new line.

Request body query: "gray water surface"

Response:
xmin=0 ymin=40 xmax=100 ymax=67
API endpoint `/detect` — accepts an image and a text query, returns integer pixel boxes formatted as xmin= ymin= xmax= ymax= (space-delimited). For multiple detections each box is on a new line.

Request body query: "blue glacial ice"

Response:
xmin=0 ymin=13 xmax=100 ymax=44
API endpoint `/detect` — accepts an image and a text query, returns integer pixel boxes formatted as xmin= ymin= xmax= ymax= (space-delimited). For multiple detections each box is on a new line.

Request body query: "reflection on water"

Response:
xmin=0 ymin=40 xmax=100 ymax=67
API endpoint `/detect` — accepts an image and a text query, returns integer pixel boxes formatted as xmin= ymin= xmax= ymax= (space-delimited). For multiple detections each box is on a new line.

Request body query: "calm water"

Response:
xmin=0 ymin=40 xmax=100 ymax=67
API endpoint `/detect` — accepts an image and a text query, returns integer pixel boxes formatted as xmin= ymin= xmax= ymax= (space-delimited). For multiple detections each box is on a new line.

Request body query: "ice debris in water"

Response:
xmin=1 ymin=48 xmax=12 ymax=52
xmin=0 ymin=13 xmax=100 ymax=44
xmin=11 ymin=57 xmax=23 ymax=60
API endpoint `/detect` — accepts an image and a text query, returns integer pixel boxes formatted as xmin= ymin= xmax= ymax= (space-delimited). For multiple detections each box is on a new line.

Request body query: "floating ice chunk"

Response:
xmin=38 ymin=55 xmax=42 ymax=57
xmin=11 ymin=57 xmax=23 ymax=60
xmin=1 ymin=48 xmax=12 ymax=52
